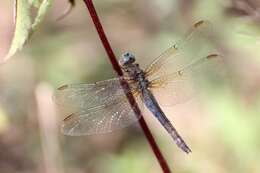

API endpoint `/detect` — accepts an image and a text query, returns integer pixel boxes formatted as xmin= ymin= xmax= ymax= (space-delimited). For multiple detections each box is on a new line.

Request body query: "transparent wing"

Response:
xmin=145 ymin=20 xmax=215 ymax=81
xmin=143 ymin=20 xmax=219 ymax=106
xmin=149 ymin=80 xmax=195 ymax=107
xmin=60 ymin=94 xmax=143 ymax=136
xmin=148 ymin=54 xmax=220 ymax=106
xmin=54 ymin=78 xmax=144 ymax=135
xmin=54 ymin=78 xmax=138 ymax=112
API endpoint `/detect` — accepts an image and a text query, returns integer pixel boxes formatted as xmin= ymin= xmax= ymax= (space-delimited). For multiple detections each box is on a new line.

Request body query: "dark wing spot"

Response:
xmin=194 ymin=20 xmax=204 ymax=28
xmin=63 ymin=113 xmax=75 ymax=121
xmin=207 ymin=54 xmax=219 ymax=59
xmin=178 ymin=70 xmax=183 ymax=76
xmin=58 ymin=84 xmax=69 ymax=90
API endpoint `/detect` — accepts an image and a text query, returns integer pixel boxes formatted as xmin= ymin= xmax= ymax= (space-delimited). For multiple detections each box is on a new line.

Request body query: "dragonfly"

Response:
xmin=54 ymin=20 xmax=219 ymax=154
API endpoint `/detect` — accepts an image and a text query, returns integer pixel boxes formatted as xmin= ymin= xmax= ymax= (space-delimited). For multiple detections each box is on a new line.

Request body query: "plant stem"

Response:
xmin=82 ymin=0 xmax=172 ymax=172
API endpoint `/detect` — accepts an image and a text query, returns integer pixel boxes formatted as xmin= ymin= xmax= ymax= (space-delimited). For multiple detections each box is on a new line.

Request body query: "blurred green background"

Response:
xmin=1 ymin=0 xmax=260 ymax=173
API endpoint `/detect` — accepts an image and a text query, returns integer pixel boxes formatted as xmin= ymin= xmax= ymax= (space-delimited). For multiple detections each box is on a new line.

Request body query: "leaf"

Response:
xmin=29 ymin=0 xmax=41 ymax=8
xmin=3 ymin=0 xmax=32 ymax=62
xmin=31 ymin=0 xmax=53 ymax=31
xmin=3 ymin=0 xmax=53 ymax=63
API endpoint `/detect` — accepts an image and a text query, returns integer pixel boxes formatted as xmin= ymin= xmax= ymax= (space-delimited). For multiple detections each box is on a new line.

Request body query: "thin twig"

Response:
xmin=82 ymin=0 xmax=172 ymax=172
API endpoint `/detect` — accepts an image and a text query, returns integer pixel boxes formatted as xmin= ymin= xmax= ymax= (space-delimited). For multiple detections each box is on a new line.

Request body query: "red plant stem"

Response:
xmin=82 ymin=0 xmax=171 ymax=173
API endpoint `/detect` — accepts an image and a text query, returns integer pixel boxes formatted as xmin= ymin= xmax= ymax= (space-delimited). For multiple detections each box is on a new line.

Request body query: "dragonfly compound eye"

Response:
xmin=119 ymin=52 xmax=136 ymax=66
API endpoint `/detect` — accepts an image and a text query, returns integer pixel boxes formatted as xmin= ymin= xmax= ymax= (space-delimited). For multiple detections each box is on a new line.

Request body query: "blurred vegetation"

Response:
xmin=0 ymin=0 xmax=260 ymax=173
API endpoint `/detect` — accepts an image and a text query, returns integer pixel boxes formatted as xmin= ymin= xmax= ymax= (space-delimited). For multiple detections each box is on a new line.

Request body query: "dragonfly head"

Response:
xmin=119 ymin=52 xmax=136 ymax=66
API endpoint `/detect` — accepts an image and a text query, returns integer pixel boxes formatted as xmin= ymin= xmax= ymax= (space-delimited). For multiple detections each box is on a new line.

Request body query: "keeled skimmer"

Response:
xmin=54 ymin=20 xmax=220 ymax=154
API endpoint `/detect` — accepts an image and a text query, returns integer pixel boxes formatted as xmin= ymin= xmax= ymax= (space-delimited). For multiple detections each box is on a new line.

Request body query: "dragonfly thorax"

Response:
xmin=119 ymin=52 xmax=148 ymax=90
xmin=119 ymin=52 xmax=143 ymax=77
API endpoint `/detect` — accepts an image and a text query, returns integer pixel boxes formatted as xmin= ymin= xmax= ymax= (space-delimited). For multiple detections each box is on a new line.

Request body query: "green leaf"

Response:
xmin=3 ymin=0 xmax=53 ymax=63
xmin=31 ymin=0 xmax=53 ymax=31
xmin=29 ymin=0 xmax=41 ymax=8
xmin=3 ymin=0 xmax=32 ymax=62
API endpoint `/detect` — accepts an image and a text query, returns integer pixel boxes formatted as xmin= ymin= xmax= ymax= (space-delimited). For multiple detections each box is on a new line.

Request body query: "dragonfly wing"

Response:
xmin=150 ymin=80 xmax=195 ymax=107
xmin=145 ymin=20 xmax=215 ymax=82
xmin=61 ymin=95 xmax=143 ymax=136
xmin=54 ymin=78 xmax=136 ymax=112
xmin=149 ymin=54 xmax=220 ymax=106
xmin=54 ymin=78 xmax=143 ymax=135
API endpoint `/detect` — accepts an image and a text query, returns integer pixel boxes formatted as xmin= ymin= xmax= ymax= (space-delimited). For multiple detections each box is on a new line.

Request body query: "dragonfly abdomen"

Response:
xmin=142 ymin=89 xmax=192 ymax=154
